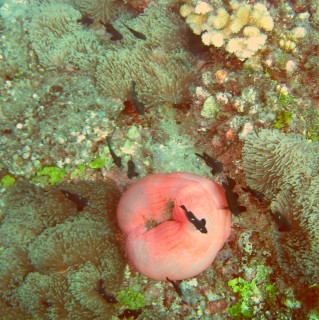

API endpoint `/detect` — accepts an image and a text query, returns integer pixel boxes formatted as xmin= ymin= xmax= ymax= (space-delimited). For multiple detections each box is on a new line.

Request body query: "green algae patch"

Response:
xmin=1 ymin=175 xmax=16 ymax=188
xmin=35 ymin=166 xmax=67 ymax=184
xmin=116 ymin=288 xmax=145 ymax=310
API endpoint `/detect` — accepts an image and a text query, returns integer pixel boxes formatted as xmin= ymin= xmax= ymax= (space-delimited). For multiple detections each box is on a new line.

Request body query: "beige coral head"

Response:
xmin=226 ymin=37 xmax=244 ymax=54
xmin=229 ymin=5 xmax=251 ymax=33
xmin=201 ymin=30 xmax=225 ymax=47
xmin=186 ymin=13 xmax=207 ymax=35
xmin=258 ymin=16 xmax=274 ymax=31
xmin=226 ymin=35 xmax=266 ymax=60
xmin=250 ymin=3 xmax=274 ymax=31
xmin=243 ymin=26 xmax=261 ymax=37
xmin=229 ymin=0 xmax=240 ymax=11
xmin=245 ymin=34 xmax=267 ymax=51
xmin=207 ymin=8 xmax=230 ymax=30
xmin=194 ymin=1 xmax=213 ymax=15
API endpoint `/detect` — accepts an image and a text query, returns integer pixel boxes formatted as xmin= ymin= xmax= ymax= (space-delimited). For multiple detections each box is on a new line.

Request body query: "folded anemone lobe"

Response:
xmin=117 ymin=172 xmax=231 ymax=280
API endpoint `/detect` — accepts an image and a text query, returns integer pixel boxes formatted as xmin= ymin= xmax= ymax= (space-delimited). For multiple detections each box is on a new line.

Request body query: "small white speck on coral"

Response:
xmin=77 ymin=134 xmax=86 ymax=143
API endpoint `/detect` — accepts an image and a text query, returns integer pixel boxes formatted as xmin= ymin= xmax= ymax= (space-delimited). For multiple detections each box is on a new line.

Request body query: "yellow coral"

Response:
xmin=180 ymin=3 xmax=194 ymax=18
xmin=278 ymin=27 xmax=306 ymax=53
xmin=229 ymin=0 xmax=240 ymax=11
xmin=250 ymin=3 xmax=274 ymax=31
xmin=185 ymin=13 xmax=207 ymax=35
xmin=279 ymin=34 xmax=297 ymax=53
xmin=279 ymin=38 xmax=297 ymax=53
xmin=207 ymin=8 xmax=230 ymax=29
xmin=229 ymin=5 xmax=251 ymax=33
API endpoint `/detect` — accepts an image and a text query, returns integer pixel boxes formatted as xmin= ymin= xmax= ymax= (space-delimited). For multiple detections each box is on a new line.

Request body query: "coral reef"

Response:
xmin=243 ymin=129 xmax=319 ymax=284
xmin=2 ymin=0 xmax=319 ymax=318
xmin=0 ymin=179 xmax=125 ymax=319
xmin=180 ymin=0 xmax=274 ymax=60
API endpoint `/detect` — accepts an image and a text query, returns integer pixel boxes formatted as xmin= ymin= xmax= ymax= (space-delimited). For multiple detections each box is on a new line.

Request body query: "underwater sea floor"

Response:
xmin=1 ymin=0 xmax=319 ymax=319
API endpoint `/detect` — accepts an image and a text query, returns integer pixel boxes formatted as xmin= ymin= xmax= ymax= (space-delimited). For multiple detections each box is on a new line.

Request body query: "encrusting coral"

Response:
xmin=243 ymin=129 xmax=319 ymax=284
xmin=180 ymin=0 xmax=274 ymax=60
xmin=0 ymin=179 xmax=125 ymax=319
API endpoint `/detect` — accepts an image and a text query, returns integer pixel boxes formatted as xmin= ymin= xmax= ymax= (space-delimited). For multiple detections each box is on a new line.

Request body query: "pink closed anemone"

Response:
xmin=117 ymin=172 xmax=231 ymax=280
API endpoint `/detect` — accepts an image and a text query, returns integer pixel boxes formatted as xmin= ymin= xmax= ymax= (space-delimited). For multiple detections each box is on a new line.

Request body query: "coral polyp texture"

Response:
xmin=117 ymin=172 xmax=232 ymax=280
xmin=180 ymin=0 xmax=274 ymax=60
xmin=243 ymin=129 xmax=319 ymax=284
xmin=71 ymin=0 xmax=124 ymax=23
xmin=0 ymin=179 xmax=125 ymax=319
xmin=29 ymin=2 xmax=103 ymax=71
xmin=96 ymin=47 xmax=196 ymax=107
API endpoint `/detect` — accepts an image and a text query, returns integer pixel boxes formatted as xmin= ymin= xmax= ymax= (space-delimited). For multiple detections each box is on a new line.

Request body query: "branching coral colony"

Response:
xmin=180 ymin=0 xmax=274 ymax=60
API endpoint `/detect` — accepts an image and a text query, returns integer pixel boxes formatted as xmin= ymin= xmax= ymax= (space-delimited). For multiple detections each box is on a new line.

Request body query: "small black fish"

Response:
xmin=77 ymin=15 xmax=94 ymax=27
xmin=60 ymin=189 xmax=89 ymax=212
xmin=271 ymin=210 xmax=292 ymax=232
xmin=122 ymin=22 xmax=146 ymax=40
xmin=101 ymin=21 xmax=123 ymax=41
xmin=118 ymin=309 xmax=142 ymax=319
xmin=166 ymin=277 xmax=183 ymax=297
xmin=195 ymin=152 xmax=224 ymax=175
xmin=127 ymin=159 xmax=139 ymax=179
xmin=96 ymin=279 xmax=118 ymax=303
xmin=220 ymin=176 xmax=246 ymax=216
xmin=242 ymin=186 xmax=266 ymax=202
xmin=253 ymin=126 xmax=259 ymax=137
xmin=107 ymin=138 xmax=122 ymax=168
xmin=130 ymin=81 xmax=145 ymax=115
xmin=180 ymin=205 xmax=207 ymax=234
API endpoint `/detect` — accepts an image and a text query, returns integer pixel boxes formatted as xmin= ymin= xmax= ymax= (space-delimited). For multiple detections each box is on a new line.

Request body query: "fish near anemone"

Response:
xmin=116 ymin=172 xmax=231 ymax=280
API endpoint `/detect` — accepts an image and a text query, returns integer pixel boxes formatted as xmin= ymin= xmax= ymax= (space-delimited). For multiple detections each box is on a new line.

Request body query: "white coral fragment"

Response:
xmin=291 ymin=26 xmax=307 ymax=40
